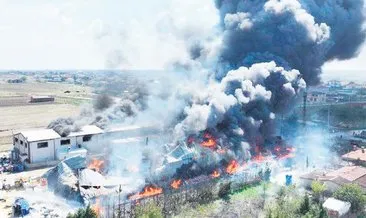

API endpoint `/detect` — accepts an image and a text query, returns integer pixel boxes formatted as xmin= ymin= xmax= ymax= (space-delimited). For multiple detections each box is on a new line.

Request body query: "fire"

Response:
xmin=201 ymin=133 xmax=217 ymax=148
xmin=278 ymin=153 xmax=296 ymax=160
xmin=171 ymin=179 xmax=182 ymax=189
xmin=187 ymin=136 xmax=195 ymax=144
xmin=211 ymin=170 xmax=220 ymax=178
xmin=88 ymin=158 xmax=104 ymax=172
xmin=129 ymin=185 xmax=163 ymax=200
xmin=226 ymin=160 xmax=239 ymax=174
xmin=252 ymin=153 xmax=269 ymax=163
xmin=92 ymin=199 xmax=102 ymax=216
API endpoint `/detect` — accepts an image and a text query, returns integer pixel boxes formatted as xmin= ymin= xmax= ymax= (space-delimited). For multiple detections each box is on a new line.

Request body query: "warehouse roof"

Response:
xmin=18 ymin=129 xmax=61 ymax=142
xmin=68 ymin=125 xmax=103 ymax=137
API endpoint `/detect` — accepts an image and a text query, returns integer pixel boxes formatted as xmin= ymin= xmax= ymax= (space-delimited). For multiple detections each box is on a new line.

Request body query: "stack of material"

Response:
xmin=45 ymin=155 xmax=114 ymax=205
xmin=79 ymin=169 xmax=106 ymax=187
xmin=44 ymin=156 xmax=84 ymax=202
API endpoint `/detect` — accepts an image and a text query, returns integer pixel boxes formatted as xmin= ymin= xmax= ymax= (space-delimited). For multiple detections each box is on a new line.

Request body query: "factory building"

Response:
xmin=13 ymin=125 xmax=103 ymax=168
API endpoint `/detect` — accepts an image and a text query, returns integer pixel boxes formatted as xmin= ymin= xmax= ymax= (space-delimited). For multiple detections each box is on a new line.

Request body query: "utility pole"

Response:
xmin=303 ymin=90 xmax=308 ymax=128
xmin=117 ymin=185 xmax=122 ymax=218
xmin=327 ymin=104 xmax=331 ymax=130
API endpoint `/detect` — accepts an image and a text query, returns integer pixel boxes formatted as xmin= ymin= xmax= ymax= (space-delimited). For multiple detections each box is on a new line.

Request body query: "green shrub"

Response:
xmin=135 ymin=202 xmax=163 ymax=218
xmin=66 ymin=205 xmax=98 ymax=218
xmin=333 ymin=184 xmax=366 ymax=213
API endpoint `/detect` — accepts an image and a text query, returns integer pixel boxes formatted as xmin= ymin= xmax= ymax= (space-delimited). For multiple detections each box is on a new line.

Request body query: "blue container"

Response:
xmin=285 ymin=175 xmax=293 ymax=186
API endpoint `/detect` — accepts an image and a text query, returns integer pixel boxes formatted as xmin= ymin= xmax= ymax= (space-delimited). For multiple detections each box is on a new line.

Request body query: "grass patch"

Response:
xmin=231 ymin=184 xmax=261 ymax=200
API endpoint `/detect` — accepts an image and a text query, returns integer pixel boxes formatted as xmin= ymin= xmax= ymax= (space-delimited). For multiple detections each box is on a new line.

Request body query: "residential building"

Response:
xmin=307 ymin=91 xmax=327 ymax=104
xmin=300 ymin=166 xmax=366 ymax=192
xmin=342 ymin=149 xmax=366 ymax=166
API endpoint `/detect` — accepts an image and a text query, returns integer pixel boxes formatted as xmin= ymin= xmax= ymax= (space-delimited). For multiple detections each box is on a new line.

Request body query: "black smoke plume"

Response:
xmin=214 ymin=0 xmax=365 ymax=85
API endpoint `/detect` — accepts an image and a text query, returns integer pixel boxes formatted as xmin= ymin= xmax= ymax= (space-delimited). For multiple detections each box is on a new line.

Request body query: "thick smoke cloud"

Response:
xmin=174 ymin=62 xmax=305 ymax=146
xmin=172 ymin=0 xmax=365 ymax=159
xmin=213 ymin=0 xmax=365 ymax=85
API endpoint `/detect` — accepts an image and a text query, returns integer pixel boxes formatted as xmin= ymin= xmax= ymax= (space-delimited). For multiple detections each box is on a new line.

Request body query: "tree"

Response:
xmin=333 ymin=184 xmax=366 ymax=213
xmin=298 ymin=194 xmax=310 ymax=215
xmin=135 ymin=203 xmax=163 ymax=218
xmin=67 ymin=205 xmax=98 ymax=218
xmin=311 ymin=181 xmax=326 ymax=202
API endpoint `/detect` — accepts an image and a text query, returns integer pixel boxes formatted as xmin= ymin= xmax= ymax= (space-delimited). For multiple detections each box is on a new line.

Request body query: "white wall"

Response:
xmin=14 ymin=133 xmax=29 ymax=156
xmin=29 ymin=139 xmax=56 ymax=163
xmin=57 ymin=137 xmax=76 ymax=149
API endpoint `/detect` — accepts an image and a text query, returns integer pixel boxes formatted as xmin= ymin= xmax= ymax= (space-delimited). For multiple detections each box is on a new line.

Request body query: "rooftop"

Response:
xmin=342 ymin=149 xmax=366 ymax=162
xmin=18 ymin=129 xmax=61 ymax=142
xmin=300 ymin=166 xmax=366 ymax=188
xmin=327 ymin=166 xmax=366 ymax=182
xmin=68 ymin=125 xmax=103 ymax=137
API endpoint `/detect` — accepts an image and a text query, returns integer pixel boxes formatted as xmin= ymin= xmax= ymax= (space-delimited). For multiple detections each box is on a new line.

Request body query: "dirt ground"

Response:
xmin=0 ymin=81 xmax=91 ymax=152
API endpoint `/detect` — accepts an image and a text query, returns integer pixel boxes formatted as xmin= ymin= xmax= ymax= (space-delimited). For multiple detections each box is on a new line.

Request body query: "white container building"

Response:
xmin=13 ymin=125 xmax=103 ymax=168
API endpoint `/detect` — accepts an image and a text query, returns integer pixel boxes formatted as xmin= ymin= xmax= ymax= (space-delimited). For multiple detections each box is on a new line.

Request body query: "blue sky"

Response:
xmin=0 ymin=0 xmax=365 ymax=81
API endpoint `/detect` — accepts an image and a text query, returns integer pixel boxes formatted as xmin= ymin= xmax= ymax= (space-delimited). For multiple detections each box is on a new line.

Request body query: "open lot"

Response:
xmin=0 ymin=81 xmax=91 ymax=151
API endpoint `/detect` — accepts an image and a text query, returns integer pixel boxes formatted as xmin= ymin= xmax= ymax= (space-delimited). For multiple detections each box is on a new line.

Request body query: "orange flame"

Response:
xmin=278 ymin=153 xmax=296 ymax=160
xmin=211 ymin=170 xmax=220 ymax=178
xmin=226 ymin=160 xmax=239 ymax=174
xmin=92 ymin=199 xmax=102 ymax=216
xmin=201 ymin=133 xmax=217 ymax=148
xmin=171 ymin=179 xmax=182 ymax=189
xmin=88 ymin=158 xmax=104 ymax=172
xmin=129 ymin=185 xmax=163 ymax=200
xmin=252 ymin=153 xmax=267 ymax=163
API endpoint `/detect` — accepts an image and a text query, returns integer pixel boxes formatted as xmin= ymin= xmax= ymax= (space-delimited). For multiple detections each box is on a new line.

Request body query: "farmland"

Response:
xmin=0 ymin=80 xmax=92 ymax=151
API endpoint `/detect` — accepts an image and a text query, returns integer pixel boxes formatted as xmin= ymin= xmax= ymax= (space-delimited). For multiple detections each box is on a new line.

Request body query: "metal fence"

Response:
xmin=100 ymin=171 xmax=261 ymax=218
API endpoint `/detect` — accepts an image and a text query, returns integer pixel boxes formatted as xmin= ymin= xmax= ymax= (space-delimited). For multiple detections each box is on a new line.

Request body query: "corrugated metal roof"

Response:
xmin=18 ymin=129 xmax=61 ymax=142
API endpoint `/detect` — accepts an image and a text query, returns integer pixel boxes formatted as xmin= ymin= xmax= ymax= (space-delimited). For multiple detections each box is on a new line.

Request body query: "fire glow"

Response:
xmin=211 ymin=170 xmax=220 ymax=178
xmin=171 ymin=179 xmax=182 ymax=189
xmin=88 ymin=158 xmax=104 ymax=172
xmin=92 ymin=199 xmax=102 ymax=216
xmin=200 ymin=133 xmax=217 ymax=148
xmin=226 ymin=160 xmax=239 ymax=174
xmin=129 ymin=185 xmax=163 ymax=200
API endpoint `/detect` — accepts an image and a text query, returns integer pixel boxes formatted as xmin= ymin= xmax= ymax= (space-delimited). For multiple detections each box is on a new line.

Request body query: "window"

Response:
xmin=61 ymin=139 xmax=71 ymax=145
xmin=14 ymin=138 xmax=18 ymax=143
xmin=37 ymin=142 xmax=48 ymax=149
xmin=25 ymin=143 xmax=27 ymax=148
xmin=82 ymin=135 xmax=92 ymax=142
xmin=20 ymin=140 xmax=23 ymax=145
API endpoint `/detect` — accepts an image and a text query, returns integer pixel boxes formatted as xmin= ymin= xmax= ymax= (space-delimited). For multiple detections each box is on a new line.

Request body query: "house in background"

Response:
xmin=300 ymin=166 xmax=366 ymax=192
xmin=342 ymin=148 xmax=366 ymax=166
xmin=13 ymin=125 xmax=103 ymax=168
